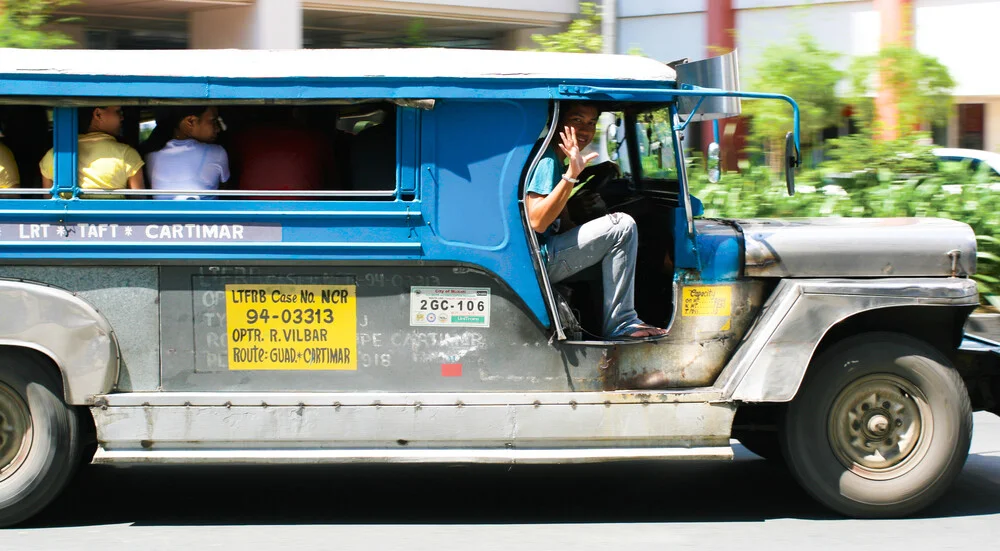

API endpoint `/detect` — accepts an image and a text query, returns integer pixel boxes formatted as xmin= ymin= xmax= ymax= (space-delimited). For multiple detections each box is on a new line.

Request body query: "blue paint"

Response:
xmin=695 ymin=233 xmax=741 ymax=282
xmin=0 ymin=74 xmax=674 ymax=102
xmin=52 ymin=107 xmax=77 ymax=197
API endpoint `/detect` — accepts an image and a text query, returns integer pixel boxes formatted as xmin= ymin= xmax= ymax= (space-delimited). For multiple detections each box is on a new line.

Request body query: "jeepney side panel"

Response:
xmin=718 ymin=277 xmax=980 ymax=402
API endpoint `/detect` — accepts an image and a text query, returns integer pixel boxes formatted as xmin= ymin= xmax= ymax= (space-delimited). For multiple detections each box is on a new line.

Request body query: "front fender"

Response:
xmin=718 ymin=277 xmax=978 ymax=402
xmin=0 ymin=278 xmax=119 ymax=404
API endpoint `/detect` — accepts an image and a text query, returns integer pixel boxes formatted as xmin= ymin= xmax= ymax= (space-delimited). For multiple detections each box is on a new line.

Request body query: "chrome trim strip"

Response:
xmin=521 ymin=101 xmax=565 ymax=340
xmin=92 ymin=446 xmax=733 ymax=465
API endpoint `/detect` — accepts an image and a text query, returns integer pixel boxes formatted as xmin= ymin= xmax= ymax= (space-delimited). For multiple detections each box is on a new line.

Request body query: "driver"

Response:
xmin=524 ymin=102 xmax=667 ymax=340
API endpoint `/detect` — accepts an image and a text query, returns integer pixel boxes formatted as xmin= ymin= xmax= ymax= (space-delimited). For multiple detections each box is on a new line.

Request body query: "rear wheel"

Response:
xmin=782 ymin=332 xmax=972 ymax=518
xmin=0 ymin=351 xmax=80 ymax=527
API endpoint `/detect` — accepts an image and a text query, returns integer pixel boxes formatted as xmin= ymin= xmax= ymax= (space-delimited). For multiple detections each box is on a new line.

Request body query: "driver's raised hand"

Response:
xmin=558 ymin=125 xmax=598 ymax=180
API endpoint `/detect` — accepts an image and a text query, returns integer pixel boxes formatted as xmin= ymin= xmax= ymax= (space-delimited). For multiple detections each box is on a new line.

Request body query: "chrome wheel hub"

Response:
xmin=828 ymin=373 xmax=931 ymax=480
xmin=0 ymin=383 xmax=31 ymax=482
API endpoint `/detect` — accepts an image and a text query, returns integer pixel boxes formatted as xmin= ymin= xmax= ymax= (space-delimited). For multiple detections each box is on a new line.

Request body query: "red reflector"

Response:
xmin=441 ymin=363 xmax=462 ymax=377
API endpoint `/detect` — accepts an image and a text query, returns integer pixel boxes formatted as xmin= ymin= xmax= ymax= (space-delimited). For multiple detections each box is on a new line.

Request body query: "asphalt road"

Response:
xmin=5 ymin=412 xmax=1000 ymax=550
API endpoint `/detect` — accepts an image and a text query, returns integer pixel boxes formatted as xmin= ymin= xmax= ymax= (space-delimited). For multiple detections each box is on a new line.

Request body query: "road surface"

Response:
xmin=6 ymin=412 xmax=1000 ymax=550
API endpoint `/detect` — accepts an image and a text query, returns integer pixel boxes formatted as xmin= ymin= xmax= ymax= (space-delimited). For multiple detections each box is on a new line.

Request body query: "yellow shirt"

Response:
xmin=40 ymin=132 xmax=143 ymax=197
xmin=0 ymin=141 xmax=18 ymax=189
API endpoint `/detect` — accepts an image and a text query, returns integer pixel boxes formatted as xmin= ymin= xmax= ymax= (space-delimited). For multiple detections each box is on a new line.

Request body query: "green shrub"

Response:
xmin=687 ymin=138 xmax=1000 ymax=304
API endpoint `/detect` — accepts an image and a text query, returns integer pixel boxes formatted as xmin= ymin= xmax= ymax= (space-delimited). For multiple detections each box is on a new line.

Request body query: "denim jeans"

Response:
xmin=544 ymin=212 xmax=643 ymax=338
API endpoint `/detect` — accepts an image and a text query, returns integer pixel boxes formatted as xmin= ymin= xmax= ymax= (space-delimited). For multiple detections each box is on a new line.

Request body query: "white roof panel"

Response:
xmin=0 ymin=48 xmax=676 ymax=83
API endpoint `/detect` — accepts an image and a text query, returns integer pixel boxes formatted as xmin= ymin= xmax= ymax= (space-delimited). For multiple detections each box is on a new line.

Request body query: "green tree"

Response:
xmin=530 ymin=1 xmax=602 ymax=53
xmin=743 ymin=33 xmax=843 ymax=169
xmin=849 ymin=45 xmax=954 ymax=135
xmin=0 ymin=0 xmax=78 ymax=48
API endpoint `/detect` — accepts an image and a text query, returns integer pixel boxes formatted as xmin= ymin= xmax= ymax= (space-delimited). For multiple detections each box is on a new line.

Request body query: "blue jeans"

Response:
xmin=544 ymin=212 xmax=643 ymax=338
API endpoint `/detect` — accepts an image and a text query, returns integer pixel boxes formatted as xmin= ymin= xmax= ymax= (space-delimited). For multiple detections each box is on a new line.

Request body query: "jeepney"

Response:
xmin=0 ymin=48 xmax=997 ymax=525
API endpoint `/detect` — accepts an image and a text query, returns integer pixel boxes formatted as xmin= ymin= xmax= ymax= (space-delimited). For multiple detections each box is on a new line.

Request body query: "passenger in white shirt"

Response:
xmin=144 ymin=106 xmax=228 ymax=200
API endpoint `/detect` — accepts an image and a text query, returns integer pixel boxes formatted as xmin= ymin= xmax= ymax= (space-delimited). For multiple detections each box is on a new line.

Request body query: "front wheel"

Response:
xmin=782 ymin=332 xmax=972 ymax=518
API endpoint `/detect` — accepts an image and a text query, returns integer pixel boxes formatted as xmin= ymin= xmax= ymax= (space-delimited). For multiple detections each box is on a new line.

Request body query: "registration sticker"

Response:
xmin=410 ymin=287 xmax=490 ymax=327
xmin=225 ymin=284 xmax=357 ymax=370
xmin=681 ymin=286 xmax=732 ymax=317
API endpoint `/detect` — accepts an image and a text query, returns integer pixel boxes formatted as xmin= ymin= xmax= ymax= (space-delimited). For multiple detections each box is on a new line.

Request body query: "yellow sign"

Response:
xmin=682 ymin=286 xmax=732 ymax=317
xmin=225 ymin=284 xmax=357 ymax=370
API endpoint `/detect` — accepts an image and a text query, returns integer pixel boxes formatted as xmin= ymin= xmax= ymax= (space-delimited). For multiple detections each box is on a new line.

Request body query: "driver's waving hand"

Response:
xmin=524 ymin=102 xmax=666 ymax=340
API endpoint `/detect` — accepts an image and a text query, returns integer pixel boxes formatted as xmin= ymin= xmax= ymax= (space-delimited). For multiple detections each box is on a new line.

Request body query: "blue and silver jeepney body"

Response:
xmin=0 ymin=47 xmax=993 ymax=521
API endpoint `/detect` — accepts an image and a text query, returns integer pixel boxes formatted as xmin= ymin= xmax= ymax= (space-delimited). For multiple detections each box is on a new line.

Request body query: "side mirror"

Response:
xmin=784 ymin=131 xmax=799 ymax=196
xmin=707 ymin=142 xmax=721 ymax=184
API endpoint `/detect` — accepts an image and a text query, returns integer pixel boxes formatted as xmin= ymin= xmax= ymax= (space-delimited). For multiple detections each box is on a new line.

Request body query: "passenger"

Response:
xmin=40 ymin=106 xmax=144 ymax=198
xmin=143 ymin=106 xmax=228 ymax=200
xmin=524 ymin=103 xmax=668 ymax=340
xmin=229 ymin=107 xmax=333 ymax=200
xmin=0 ymin=134 xmax=18 ymax=189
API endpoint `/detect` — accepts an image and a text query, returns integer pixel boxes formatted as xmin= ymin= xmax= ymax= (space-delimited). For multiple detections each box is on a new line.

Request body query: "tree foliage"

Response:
xmin=743 ymin=34 xmax=843 ymax=165
xmin=849 ymin=45 xmax=955 ymax=133
xmin=0 ymin=0 xmax=78 ymax=48
xmin=530 ymin=1 xmax=602 ymax=53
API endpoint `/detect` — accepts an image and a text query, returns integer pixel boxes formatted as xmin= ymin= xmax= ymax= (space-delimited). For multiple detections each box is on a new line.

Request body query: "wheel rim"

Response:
xmin=0 ymin=382 xmax=32 ymax=483
xmin=828 ymin=373 xmax=932 ymax=481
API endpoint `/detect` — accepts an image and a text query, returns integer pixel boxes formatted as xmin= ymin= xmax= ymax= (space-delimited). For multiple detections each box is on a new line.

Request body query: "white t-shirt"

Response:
xmin=146 ymin=139 xmax=230 ymax=200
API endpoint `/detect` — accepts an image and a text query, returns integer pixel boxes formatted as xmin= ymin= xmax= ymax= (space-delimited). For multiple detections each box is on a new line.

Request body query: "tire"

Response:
xmin=0 ymin=351 xmax=80 ymax=527
xmin=782 ymin=332 xmax=972 ymax=518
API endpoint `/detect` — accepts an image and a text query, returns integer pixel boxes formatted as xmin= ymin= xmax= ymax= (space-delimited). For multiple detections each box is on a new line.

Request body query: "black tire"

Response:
xmin=0 ymin=351 xmax=80 ymax=527
xmin=782 ymin=332 xmax=972 ymax=518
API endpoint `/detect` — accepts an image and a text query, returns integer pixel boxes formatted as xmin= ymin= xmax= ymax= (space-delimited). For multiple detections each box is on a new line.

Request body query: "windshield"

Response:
xmin=635 ymin=114 xmax=678 ymax=181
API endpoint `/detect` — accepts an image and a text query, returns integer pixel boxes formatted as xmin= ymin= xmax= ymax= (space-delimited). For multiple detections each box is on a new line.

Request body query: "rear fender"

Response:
xmin=0 ymin=279 xmax=119 ymax=404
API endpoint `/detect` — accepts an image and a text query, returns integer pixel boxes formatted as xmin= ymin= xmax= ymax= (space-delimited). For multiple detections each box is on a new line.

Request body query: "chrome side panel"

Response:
xmin=719 ymin=277 xmax=979 ymax=402
xmin=0 ymin=278 xmax=118 ymax=404
xmin=738 ymin=218 xmax=976 ymax=278
xmin=91 ymin=391 xmax=735 ymax=463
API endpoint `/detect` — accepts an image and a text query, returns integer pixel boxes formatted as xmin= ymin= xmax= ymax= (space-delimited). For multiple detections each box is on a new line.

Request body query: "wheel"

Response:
xmin=0 ymin=351 xmax=80 ymax=527
xmin=782 ymin=332 xmax=972 ymax=518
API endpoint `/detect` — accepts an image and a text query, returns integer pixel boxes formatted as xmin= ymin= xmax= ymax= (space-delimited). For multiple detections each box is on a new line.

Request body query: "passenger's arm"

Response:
xmin=127 ymin=171 xmax=145 ymax=190
xmin=524 ymin=126 xmax=598 ymax=233
xmin=41 ymin=176 xmax=53 ymax=188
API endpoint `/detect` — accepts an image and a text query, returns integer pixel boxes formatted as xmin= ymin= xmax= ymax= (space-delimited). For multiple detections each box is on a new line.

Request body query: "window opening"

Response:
xmin=0 ymin=105 xmax=54 ymax=198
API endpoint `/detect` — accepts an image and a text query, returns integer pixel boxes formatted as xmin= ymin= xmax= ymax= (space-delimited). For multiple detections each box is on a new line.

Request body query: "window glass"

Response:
xmin=635 ymin=113 xmax=678 ymax=181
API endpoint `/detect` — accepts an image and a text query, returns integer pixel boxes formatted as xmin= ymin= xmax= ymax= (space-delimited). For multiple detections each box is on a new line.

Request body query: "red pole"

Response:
xmin=703 ymin=0 xmax=743 ymax=170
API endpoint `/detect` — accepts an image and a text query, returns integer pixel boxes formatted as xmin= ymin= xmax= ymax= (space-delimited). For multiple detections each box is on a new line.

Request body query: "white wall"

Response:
xmin=190 ymin=0 xmax=302 ymax=49
xmin=735 ymin=1 xmax=876 ymax=86
xmin=618 ymin=11 xmax=706 ymax=61
xmin=915 ymin=0 xmax=1000 ymax=98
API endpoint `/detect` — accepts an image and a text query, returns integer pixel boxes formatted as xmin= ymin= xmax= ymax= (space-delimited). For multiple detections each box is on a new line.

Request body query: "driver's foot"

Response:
xmin=621 ymin=323 xmax=668 ymax=339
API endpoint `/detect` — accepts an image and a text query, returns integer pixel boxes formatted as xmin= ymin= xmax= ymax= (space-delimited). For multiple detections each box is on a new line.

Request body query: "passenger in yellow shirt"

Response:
xmin=0 ymin=140 xmax=18 ymax=189
xmin=40 ymin=106 xmax=144 ymax=197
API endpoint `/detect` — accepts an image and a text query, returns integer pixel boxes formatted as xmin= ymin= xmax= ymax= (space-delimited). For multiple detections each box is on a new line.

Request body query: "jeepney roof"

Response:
xmin=0 ymin=48 xmax=677 ymax=83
